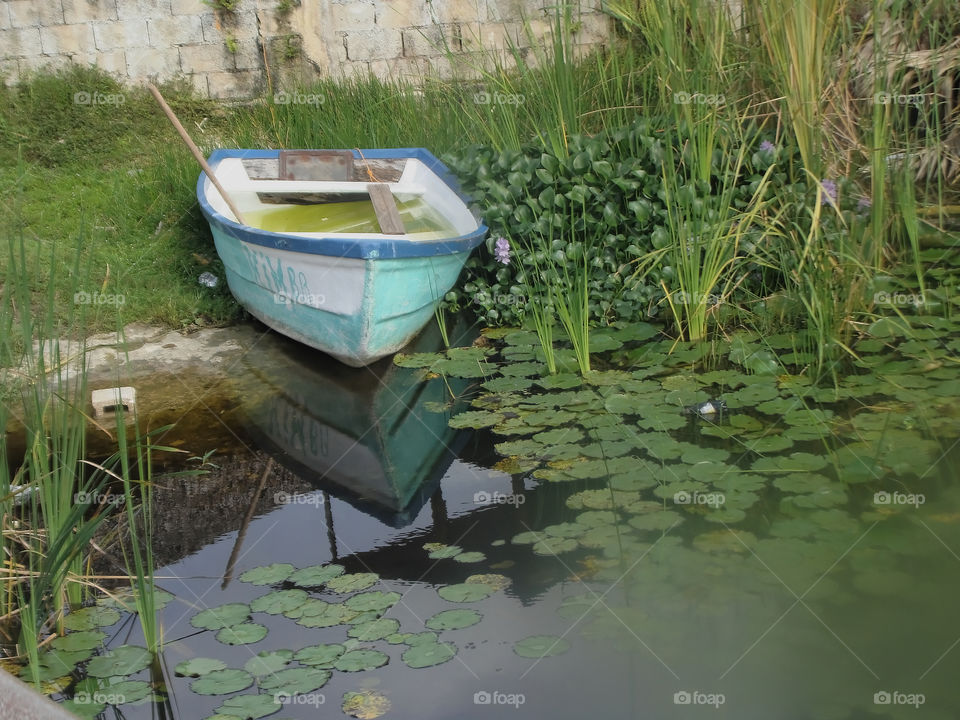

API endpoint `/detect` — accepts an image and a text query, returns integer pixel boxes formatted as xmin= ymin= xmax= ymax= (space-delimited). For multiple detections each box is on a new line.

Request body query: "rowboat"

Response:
xmin=196 ymin=148 xmax=487 ymax=366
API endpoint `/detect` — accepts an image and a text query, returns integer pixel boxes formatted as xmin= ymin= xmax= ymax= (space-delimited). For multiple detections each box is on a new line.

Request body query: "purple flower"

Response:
xmin=759 ymin=140 xmax=776 ymax=153
xmin=494 ymin=236 xmax=511 ymax=265
xmin=857 ymin=196 xmax=872 ymax=213
xmin=820 ymin=179 xmax=838 ymax=207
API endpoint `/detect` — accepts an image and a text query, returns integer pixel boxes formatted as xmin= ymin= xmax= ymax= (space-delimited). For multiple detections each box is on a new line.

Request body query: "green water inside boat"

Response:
xmin=243 ymin=195 xmax=457 ymax=236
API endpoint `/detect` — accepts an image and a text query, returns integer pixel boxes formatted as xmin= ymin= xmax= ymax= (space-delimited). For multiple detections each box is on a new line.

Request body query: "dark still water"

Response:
xmin=36 ymin=320 xmax=960 ymax=720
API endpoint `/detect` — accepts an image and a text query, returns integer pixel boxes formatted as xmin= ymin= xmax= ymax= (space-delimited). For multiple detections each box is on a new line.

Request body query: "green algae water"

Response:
xmin=243 ymin=195 xmax=457 ymax=236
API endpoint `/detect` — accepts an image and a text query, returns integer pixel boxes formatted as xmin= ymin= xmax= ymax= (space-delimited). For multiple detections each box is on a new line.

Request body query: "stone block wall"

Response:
xmin=0 ymin=0 xmax=611 ymax=98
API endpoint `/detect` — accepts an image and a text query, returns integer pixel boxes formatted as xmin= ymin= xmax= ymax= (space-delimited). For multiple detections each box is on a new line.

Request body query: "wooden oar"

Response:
xmin=147 ymin=83 xmax=246 ymax=225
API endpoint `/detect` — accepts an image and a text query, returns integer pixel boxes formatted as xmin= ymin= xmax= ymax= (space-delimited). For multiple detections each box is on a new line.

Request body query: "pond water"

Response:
xmin=21 ymin=316 xmax=960 ymax=719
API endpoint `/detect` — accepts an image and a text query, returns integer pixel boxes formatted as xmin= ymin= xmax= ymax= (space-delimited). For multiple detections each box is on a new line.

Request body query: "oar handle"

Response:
xmin=147 ymin=83 xmax=246 ymax=225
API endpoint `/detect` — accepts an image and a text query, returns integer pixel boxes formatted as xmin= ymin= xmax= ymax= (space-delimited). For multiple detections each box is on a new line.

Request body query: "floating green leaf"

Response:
xmin=345 ymin=591 xmax=401 ymax=613
xmin=250 ymin=589 xmax=308 ymax=615
xmin=192 ymin=668 xmax=254 ymax=695
xmin=425 ymin=609 xmax=482 ymax=631
xmin=401 ymin=641 xmax=456 ymax=668
xmin=514 ymin=635 xmax=571 ymax=658
xmin=63 ymin=606 xmax=121 ymax=632
xmin=51 ymin=631 xmax=105 ymax=653
xmin=216 ymin=623 xmax=268 ymax=645
xmin=294 ymin=644 xmax=345 ymax=667
xmin=243 ymin=650 xmax=293 ymax=677
xmin=191 ymin=603 xmax=251 ymax=631
xmin=453 ymin=551 xmax=486 ymax=563
xmin=295 ymin=602 xmax=357 ymax=628
xmin=86 ymin=645 xmax=151 ymax=678
xmin=326 ymin=573 xmax=379 ymax=593
xmin=334 ymin=649 xmax=389 ymax=672
xmin=288 ymin=563 xmax=345 ymax=588
xmin=214 ymin=693 xmax=281 ymax=719
xmin=258 ymin=667 xmax=331 ymax=695
xmin=426 ymin=544 xmax=463 ymax=559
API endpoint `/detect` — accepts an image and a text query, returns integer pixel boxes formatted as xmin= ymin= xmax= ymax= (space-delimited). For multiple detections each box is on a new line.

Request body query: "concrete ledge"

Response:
xmin=0 ymin=669 xmax=79 ymax=719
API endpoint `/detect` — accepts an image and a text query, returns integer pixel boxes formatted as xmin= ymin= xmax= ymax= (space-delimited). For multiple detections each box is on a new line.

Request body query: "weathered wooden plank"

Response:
xmin=279 ymin=149 xmax=354 ymax=181
xmin=367 ymin=183 xmax=406 ymax=235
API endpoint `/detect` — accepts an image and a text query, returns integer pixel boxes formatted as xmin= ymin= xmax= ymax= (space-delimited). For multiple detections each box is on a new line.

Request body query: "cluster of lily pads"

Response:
xmin=28 ymin=557 xmax=571 ymax=720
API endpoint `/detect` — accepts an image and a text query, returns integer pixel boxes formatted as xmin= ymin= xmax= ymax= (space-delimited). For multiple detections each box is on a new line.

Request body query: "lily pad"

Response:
xmin=294 ymin=644 xmax=345 ymax=668
xmin=453 ymin=551 xmax=486 ymax=563
xmin=438 ymin=583 xmax=495 ymax=602
xmin=465 ymin=573 xmax=512 ymax=591
xmin=85 ymin=645 xmax=152 ymax=678
xmin=448 ymin=410 xmax=505 ymax=429
xmin=426 ymin=544 xmax=463 ymax=559
xmin=192 ymin=668 xmax=254 ymax=696
xmin=102 ymin=679 xmax=153 ymax=704
xmin=288 ymin=564 xmax=345 ymax=588
xmin=243 ymin=650 xmax=293 ymax=677
xmin=532 ymin=537 xmax=579 ymax=555
xmin=51 ymin=630 xmax=105 ymax=653
xmin=334 ymin=649 xmax=389 ymax=672
xmin=258 ymin=667 xmax=331 ymax=695
xmin=295 ymin=602 xmax=357 ymax=628
xmin=63 ymin=606 xmax=121 ymax=632
xmin=326 ymin=573 xmax=379 ymax=593
xmin=348 ymin=618 xmax=401 ymax=641
xmin=214 ymin=693 xmax=281 ymax=719
xmin=250 ymin=589 xmax=308 ymax=615
xmin=513 ymin=635 xmax=571 ymax=658
xmin=239 ymin=564 xmax=295 ymax=586
xmin=401 ymin=641 xmax=456 ymax=668
xmin=191 ymin=603 xmax=251 ymax=631
xmin=344 ymin=591 xmax=401 ymax=613
xmin=342 ymin=689 xmax=392 ymax=719
xmin=425 ymin=609 xmax=482 ymax=631
xmin=23 ymin=649 xmax=92 ymax=682
xmin=216 ymin=622 xmax=268 ymax=645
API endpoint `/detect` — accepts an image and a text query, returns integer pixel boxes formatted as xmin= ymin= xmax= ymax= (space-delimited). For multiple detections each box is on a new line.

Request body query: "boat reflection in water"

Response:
xmin=241 ymin=321 xmax=472 ymax=527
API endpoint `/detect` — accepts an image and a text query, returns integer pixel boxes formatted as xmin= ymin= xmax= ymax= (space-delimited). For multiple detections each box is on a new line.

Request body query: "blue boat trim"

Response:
xmin=197 ymin=148 xmax=488 ymax=261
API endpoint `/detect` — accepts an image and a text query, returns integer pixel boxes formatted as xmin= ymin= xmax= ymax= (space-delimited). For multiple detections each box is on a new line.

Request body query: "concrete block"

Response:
xmin=40 ymin=23 xmax=96 ymax=55
xmin=372 ymin=0 xmax=431 ymax=28
xmin=7 ymin=0 xmax=65 ymax=27
xmin=460 ymin=21 xmax=520 ymax=52
xmin=93 ymin=19 xmax=148 ymax=51
xmin=431 ymin=0 xmax=483 ymax=24
xmin=148 ymin=14 xmax=204 ymax=46
xmin=0 ymin=3 xmax=11 ymax=30
xmin=179 ymin=41 xmax=230 ymax=73
xmin=255 ymin=7 xmax=284 ymax=36
xmin=206 ymin=68 xmax=259 ymax=97
xmin=125 ymin=45 xmax=180 ymax=79
xmin=200 ymin=8 xmax=258 ymax=42
xmin=93 ymin=49 xmax=127 ymax=74
xmin=231 ymin=37 xmax=261 ymax=70
xmin=184 ymin=69 xmax=209 ymax=96
xmin=401 ymin=25 xmax=457 ymax=58
xmin=368 ymin=56 xmax=427 ymax=82
xmin=1 ymin=26 xmax=43 ymax=56
xmin=330 ymin=0 xmax=375 ymax=28
xmin=570 ymin=12 xmax=611 ymax=46
xmin=63 ymin=0 xmax=119 ymax=23
xmin=17 ymin=53 xmax=76 ymax=74
xmin=344 ymin=28 xmax=402 ymax=61
xmin=117 ymin=0 xmax=173 ymax=20
xmin=171 ymin=0 xmax=207 ymax=14
xmin=91 ymin=386 xmax=136 ymax=418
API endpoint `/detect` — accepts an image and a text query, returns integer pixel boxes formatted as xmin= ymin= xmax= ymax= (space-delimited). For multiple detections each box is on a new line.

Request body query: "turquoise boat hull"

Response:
xmin=197 ymin=148 xmax=487 ymax=366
